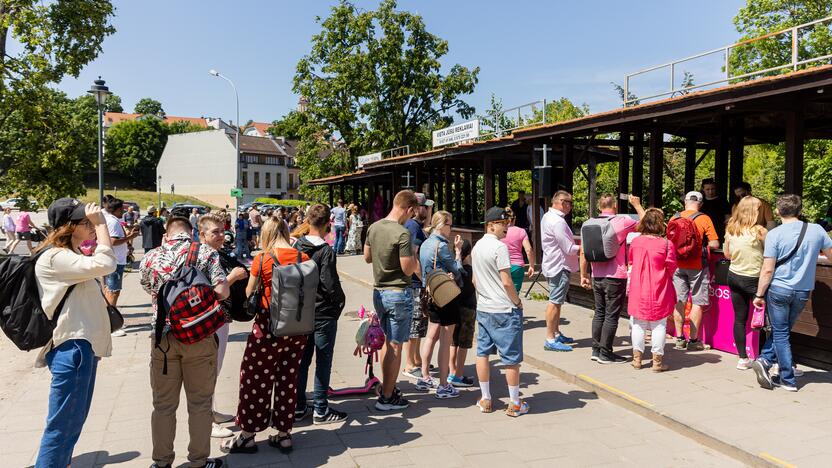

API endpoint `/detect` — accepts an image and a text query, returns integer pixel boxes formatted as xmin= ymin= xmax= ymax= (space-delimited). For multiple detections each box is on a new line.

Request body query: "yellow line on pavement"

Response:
xmin=577 ymin=374 xmax=654 ymax=408
xmin=759 ymin=452 xmax=796 ymax=468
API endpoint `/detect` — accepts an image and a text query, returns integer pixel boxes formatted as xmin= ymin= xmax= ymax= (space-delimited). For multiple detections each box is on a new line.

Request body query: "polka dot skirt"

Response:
xmin=235 ymin=313 xmax=308 ymax=433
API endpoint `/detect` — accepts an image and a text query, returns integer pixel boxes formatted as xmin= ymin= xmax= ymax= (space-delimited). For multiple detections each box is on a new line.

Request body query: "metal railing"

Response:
xmin=478 ymin=99 xmax=547 ymax=140
xmin=623 ymin=15 xmax=832 ymax=106
xmin=380 ymin=145 xmax=410 ymax=160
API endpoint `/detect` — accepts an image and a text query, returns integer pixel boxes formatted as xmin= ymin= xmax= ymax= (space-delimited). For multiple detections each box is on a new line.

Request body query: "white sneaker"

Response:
xmin=772 ymin=364 xmax=804 ymax=377
xmin=736 ymin=358 xmax=753 ymax=370
xmin=111 ymin=329 xmax=127 ymax=337
xmin=213 ymin=411 xmax=235 ymax=424
xmin=211 ymin=423 xmax=233 ymax=438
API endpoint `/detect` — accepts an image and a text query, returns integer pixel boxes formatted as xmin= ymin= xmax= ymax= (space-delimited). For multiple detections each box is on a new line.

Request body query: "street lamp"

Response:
xmin=88 ymin=76 xmax=111 ymax=206
xmin=209 ymin=69 xmax=240 ymax=211
xmin=157 ymin=174 xmax=162 ymax=209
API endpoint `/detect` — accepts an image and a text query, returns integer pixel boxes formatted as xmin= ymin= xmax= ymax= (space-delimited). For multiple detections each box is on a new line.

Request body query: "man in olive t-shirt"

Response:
xmin=364 ymin=190 xmax=420 ymax=411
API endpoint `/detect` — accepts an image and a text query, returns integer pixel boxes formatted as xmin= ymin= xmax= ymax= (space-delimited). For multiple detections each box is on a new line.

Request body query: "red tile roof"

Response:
xmin=103 ymin=112 xmax=209 ymax=128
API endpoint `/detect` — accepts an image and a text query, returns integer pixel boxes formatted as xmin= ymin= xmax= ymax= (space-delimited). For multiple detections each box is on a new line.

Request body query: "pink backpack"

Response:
xmin=354 ymin=306 xmax=385 ymax=363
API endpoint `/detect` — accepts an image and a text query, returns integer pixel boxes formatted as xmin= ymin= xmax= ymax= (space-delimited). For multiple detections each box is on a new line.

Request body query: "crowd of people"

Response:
xmin=12 ymin=180 xmax=832 ymax=466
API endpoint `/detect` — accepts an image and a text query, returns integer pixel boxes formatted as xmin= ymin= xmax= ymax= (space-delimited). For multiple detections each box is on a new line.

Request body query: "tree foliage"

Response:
xmin=267 ymin=110 xmax=317 ymax=140
xmin=293 ymin=0 xmax=479 ymax=165
xmin=134 ymin=97 xmax=165 ymax=117
xmin=104 ymin=94 xmax=123 ymax=112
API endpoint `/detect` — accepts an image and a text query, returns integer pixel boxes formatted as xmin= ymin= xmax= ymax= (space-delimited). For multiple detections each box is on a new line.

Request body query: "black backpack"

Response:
xmin=0 ymin=250 xmax=75 ymax=351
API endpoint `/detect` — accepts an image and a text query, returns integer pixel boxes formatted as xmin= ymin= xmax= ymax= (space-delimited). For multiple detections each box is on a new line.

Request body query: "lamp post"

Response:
xmin=88 ymin=77 xmax=111 ymax=206
xmin=158 ymin=174 xmax=162 ymax=209
xmin=209 ymin=69 xmax=240 ymax=211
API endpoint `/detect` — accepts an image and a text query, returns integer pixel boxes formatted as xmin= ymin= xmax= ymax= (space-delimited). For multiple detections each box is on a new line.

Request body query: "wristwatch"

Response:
xmin=754 ymin=294 xmax=765 ymax=299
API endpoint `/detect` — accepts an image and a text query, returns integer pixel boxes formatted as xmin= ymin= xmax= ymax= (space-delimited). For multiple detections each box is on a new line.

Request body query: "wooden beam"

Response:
xmin=632 ymin=132 xmax=644 ymax=199
xmin=715 ymin=116 xmax=730 ymax=201
xmin=415 ymin=166 xmax=423 ymax=194
xmin=785 ymin=109 xmax=805 ymax=195
xmin=588 ymin=153 xmax=598 ymax=217
xmin=484 ymin=158 xmax=494 ymax=210
xmin=572 ymin=138 xmax=710 ymax=149
xmin=685 ymin=137 xmax=696 ymax=193
xmin=531 ymin=153 xmax=542 ymax=269
xmin=617 ymin=132 xmax=630 ymax=212
xmin=464 ymin=168 xmax=472 ymax=225
xmin=328 ymin=184 xmax=334 ymax=207
xmin=648 ymin=127 xmax=663 ymax=208
xmin=454 ymin=166 xmax=462 ymax=219
xmin=339 ymin=183 xmax=345 ymax=203
xmin=427 ymin=168 xmax=435 ymax=201
xmin=472 ymin=169 xmax=480 ymax=224
xmin=562 ymin=138 xmax=574 ymax=195
xmin=498 ymin=170 xmax=508 ymax=208
xmin=444 ymin=160 xmax=452 ymax=212
xmin=729 ymin=117 xmax=745 ymax=195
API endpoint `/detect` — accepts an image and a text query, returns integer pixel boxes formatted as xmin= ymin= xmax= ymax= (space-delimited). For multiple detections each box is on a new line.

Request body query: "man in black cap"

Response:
xmin=139 ymin=205 xmax=165 ymax=252
xmin=471 ymin=207 xmax=528 ymax=417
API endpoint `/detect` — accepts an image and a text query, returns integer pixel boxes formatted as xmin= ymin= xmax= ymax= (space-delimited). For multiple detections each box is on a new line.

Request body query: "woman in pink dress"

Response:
xmin=628 ymin=208 xmax=677 ymax=372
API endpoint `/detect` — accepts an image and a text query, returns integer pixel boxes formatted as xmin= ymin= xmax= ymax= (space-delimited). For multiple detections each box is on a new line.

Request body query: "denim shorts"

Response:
xmin=547 ymin=269 xmax=571 ymax=305
xmin=373 ymin=288 xmax=414 ymax=345
xmin=476 ymin=308 xmax=524 ymax=365
xmin=105 ymin=264 xmax=126 ymax=292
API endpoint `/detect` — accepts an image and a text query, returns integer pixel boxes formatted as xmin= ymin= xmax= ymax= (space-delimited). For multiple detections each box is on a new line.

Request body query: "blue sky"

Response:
xmin=57 ymin=0 xmax=747 ymax=125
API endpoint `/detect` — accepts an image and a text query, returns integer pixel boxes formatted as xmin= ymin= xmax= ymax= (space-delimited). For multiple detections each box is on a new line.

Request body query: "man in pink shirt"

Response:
xmin=579 ymin=194 xmax=645 ymax=364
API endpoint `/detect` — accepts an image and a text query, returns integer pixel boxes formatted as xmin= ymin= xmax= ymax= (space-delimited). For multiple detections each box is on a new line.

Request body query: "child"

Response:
xmin=449 ymin=238 xmax=476 ymax=387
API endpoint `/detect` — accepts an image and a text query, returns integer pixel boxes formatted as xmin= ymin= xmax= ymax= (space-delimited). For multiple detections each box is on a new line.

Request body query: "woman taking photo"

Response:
xmin=34 ymin=199 xmax=116 ymax=467
xmin=222 ymin=217 xmax=309 ymax=454
xmin=723 ymin=196 xmax=767 ymax=370
xmin=501 ymin=207 xmax=535 ymax=293
xmin=627 ymin=208 xmax=677 ymax=372
xmin=344 ymin=205 xmax=364 ymax=255
xmin=416 ymin=210 xmax=464 ymax=399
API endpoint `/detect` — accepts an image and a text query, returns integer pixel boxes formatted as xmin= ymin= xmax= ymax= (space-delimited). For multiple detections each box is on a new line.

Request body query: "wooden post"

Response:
xmin=632 ymin=132 xmax=644 ymax=199
xmin=463 ymin=167 xmax=472 ymax=225
xmin=563 ymin=139 xmax=574 ymax=195
xmin=427 ymin=168 xmax=435 ymax=202
xmin=454 ymin=167 xmax=462 ymax=220
xmin=328 ymin=184 xmax=334 ymax=207
xmin=339 ymin=184 xmax=345 ymax=203
xmin=729 ymin=118 xmax=745 ymax=196
xmin=785 ymin=110 xmax=805 ymax=195
xmin=715 ymin=116 xmax=730 ymax=201
xmin=415 ymin=166 xmax=423 ymax=194
xmin=484 ymin=158 xmax=494 ymax=212
xmin=443 ymin=160 xmax=452 ymax=213
xmin=472 ymin=168 xmax=480 ymax=224
xmin=531 ymin=155 xmax=542 ymax=268
xmin=436 ymin=167 xmax=444 ymax=209
xmin=498 ymin=169 xmax=508 ymax=208
xmin=648 ymin=127 xmax=663 ymax=208
xmin=617 ymin=132 xmax=630 ymax=212
xmin=685 ymin=137 xmax=696 ymax=193
xmin=588 ymin=153 xmax=598 ymax=217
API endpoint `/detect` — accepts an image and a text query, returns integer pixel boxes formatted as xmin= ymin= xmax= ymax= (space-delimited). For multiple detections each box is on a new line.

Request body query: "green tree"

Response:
xmin=104 ymin=118 xmax=168 ymax=188
xmin=166 ymin=120 xmax=208 ymax=135
xmin=267 ymin=110 xmax=317 ymax=140
xmin=105 ymin=94 xmax=123 ymax=112
xmin=134 ymin=97 xmax=165 ymax=117
xmin=293 ymin=0 xmax=479 ymax=165
xmin=0 ymin=0 xmax=115 ymax=203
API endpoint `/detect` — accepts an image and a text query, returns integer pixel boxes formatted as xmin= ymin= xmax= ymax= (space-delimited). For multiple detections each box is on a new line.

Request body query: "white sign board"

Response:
xmin=432 ymin=119 xmax=480 ymax=148
xmin=357 ymin=152 xmax=382 ymax=168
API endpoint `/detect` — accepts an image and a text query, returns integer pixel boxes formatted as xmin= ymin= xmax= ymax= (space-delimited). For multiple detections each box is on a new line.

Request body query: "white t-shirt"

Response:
xmin=472 ymin=233 xmax=514 ymax=313
xmin=104 ymin=211 xmax=129 ymax=265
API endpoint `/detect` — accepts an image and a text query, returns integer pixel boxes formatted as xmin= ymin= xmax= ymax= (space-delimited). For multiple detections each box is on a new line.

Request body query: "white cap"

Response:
xmin=685 ymin=191 xmax=704 ymax=203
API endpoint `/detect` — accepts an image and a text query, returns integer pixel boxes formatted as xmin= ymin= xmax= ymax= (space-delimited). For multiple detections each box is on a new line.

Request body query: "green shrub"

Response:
xmin=255 ymin=198 xmax=311 ymax=208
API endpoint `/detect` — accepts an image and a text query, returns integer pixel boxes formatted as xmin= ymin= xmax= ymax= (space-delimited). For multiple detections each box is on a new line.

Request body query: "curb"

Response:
xmin=338 ymin=269 xmax=789 ymax=468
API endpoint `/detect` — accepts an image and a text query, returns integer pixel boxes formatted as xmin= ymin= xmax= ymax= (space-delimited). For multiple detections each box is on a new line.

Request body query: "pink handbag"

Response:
xmin=750 ymin=303 xmax=766 ymax=329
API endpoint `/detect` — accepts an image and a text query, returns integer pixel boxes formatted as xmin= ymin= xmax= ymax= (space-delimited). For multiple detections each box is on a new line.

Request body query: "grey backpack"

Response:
xmin=581 ymin=215 xmax=623 ymax=262
xmin=267 ymin=248 xmax=319 ymax=337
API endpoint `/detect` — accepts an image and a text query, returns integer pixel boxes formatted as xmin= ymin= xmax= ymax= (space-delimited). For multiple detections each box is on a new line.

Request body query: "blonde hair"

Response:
xmin=198 ymin=213 xmax=225 ymax=233
xmin=426 ymin=210 xmax=452 ymax=235
xmin=260 ymin=217 xmax=290 ymax=251
xmin=727 ymin=196 xmax=765 ymax=237
xmin=290 ymin=220 xmax=311 ymax=239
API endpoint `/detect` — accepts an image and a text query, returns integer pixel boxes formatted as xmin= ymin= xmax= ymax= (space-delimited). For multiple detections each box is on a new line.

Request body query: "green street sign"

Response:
xmin=230 ymin=188 xmax=243 ymax=197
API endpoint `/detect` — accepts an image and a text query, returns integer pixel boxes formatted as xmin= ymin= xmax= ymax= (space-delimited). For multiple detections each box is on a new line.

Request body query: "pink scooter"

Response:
xmin=327 ymin=306 xmax=383 ymax=397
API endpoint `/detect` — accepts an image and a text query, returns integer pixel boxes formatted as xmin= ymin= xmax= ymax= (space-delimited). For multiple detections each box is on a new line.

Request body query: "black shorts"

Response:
xmin=16 ymin=231 xmax=32 ymax=241
xmin=427 ymin=301 xmax=460 ymax=326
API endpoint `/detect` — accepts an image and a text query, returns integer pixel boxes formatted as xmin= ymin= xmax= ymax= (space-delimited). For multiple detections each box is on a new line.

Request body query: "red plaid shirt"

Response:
xmin=140 ymin=232 xmax=226 ymax=323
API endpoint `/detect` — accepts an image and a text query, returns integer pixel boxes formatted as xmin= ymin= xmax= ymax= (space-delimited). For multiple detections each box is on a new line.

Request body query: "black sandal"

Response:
xmin=268 ymin=432 xmax=293 ymax=454
xmin=221 ymin=432 xmax=258 ymax=454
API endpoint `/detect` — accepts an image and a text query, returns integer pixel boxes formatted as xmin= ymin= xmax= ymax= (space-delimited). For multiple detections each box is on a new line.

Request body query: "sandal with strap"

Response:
xmin=269 ymin=432 xmax=293 ymax=454
xmin=220 ymin=432 xmax=258 ymax=454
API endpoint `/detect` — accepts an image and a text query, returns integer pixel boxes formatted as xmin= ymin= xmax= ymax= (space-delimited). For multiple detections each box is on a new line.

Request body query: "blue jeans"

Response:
xmin=372 ymin=288 xmax=414 ymax=345
xmin=476 ymin=308 xmax=524 ymax=365
xmin=760 ymin=285 xmax=810 ymax=386
xmin=235 ymin=235 xmax=249 ymax=259
xmin=192 ymin=228 xmax=200 ymax=242
xmin=333 ymin=225 xmax=346 ymax=254
xmin=296 ymin=319 xmax=338 ymax=414
xmin=36 ymin=340 xmax=98 ymax=468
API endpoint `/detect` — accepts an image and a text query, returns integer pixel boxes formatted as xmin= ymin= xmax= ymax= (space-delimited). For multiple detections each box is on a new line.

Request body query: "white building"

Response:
xmin=156 ymin=130 xmax=301 ymax=208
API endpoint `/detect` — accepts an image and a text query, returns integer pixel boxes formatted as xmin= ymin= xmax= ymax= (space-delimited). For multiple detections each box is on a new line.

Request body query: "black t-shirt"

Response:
xmin=140 ymin=216 xmax=165 ymax=251
xmin=511 ymin=200 xmax=529 ymax=230
xmin=700 ymin=197 xmax=731 ymax=242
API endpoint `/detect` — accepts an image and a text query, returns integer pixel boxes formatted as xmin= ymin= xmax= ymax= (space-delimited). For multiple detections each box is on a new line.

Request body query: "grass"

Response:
xmin=80 ymin=188 xmax=220 ymax=211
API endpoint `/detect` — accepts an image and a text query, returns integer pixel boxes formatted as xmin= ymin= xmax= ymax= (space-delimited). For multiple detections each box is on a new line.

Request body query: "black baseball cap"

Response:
xmin=484 ymin=206 xmax=509 ymax=223
xmin=48 ymin=198 xmax=87 ymax=227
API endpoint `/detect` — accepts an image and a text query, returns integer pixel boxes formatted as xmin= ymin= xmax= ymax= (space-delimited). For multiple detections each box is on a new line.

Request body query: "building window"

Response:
xmin=276 ymin=172 xmax=282 ymax=189
xmin=254 ymin=171 xmax=260 ymax=189
xmin=289 ymin=173 xmax=295 ymax=189
xmin=265 ymin=172 xmax=271 ymax=189
xmin=241 ymin=171 xmax=248 ymax=188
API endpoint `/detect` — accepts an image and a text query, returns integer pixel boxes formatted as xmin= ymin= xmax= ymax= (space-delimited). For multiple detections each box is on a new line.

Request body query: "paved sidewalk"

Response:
xmin=0 ymin=250 xmax=739 ymax=467
xmin=337 ymin=254 xmax=832 ymax=468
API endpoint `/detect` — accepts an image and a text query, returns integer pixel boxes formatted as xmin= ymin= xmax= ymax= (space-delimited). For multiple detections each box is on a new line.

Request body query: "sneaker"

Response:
xmin=211 ymin=423 xmax=233 ymax=438
xmin=415 ymin=376 xmax=439 ymax=391
xmin=686 ymin=340 xmax=710 ymax=351
xmin=505 ymin=399 xmax=530 ymax=417
xmin=213 ymin=411 xmax=235 ymax=424
xmin=772 ymin=364 xmax=804 ymax=377
xmin=597 ymin=353 xmax=628 ymax=365
xmin=435 ymin=384 xmax=460 ymax=399
xmin=736 ymin=358 xmax=753 ymax=370
xmin=544 ymin=340 xmax=572 ymax=352
xmin=294 ymin=405 xmax=311 ymax=422
xmin=476 ymin=398 xmax=493 ymax=413
xmin=752 ymin=359 xmax=774 ymax=390
xmin=111 ymin=329 xmax=127 ymax=337
xmin=203 ymin=460 xmax=223 ymax=468
xmin=771 ymin=375 xmax=798 ymax=392
xmin=674 ymin=337 xmax=688 ymax=350
xmin=448 ymin=375 xmax=475 ymax=388
xmin=402 ymin=367 xmax=423 ymax=379
xmin=313 ymin=407 xmax=347 ymax=425
xmin=590 ymin=349 xmax=601 ymax=362
xmin=555 ymin=333 xmax=575 ymax=345
xmin=793 ymin=366 xmax=804 ymax=377
xmin=375 ymin=392 xmax=411 ymax=411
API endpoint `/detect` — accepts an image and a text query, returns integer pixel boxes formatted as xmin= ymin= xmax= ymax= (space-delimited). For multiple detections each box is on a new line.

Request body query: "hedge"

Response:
xmin=254 ymin=198 xmax=311 ymax=208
